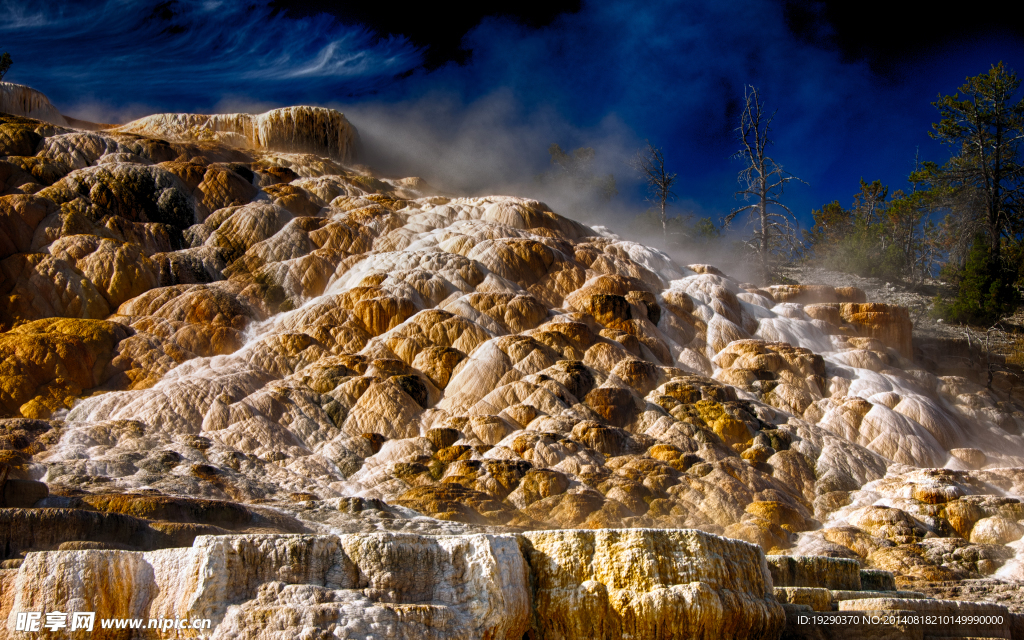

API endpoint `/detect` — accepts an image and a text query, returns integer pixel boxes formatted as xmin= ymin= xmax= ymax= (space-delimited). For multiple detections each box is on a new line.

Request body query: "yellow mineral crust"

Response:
xmin=521 ymin=528 xmax=784 ymax=640
xmin=0 ymin=318 xmax=133 ymax=418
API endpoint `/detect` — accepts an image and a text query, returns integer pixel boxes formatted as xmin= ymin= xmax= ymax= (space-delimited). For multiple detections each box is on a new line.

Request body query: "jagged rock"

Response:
xmin=0 ymin=508 xmax=224 ymax=557
xmin=829 ymin=588 xmax=927 ymax=602
xmin=1 ymin=479 xmax=47 ymax=508
xmin=911 ymin=578 xmax=1024 ymax=613
xmin=839 ymin=303 xmax=913 ymax=358
xmin=0 ymin=497 xmax=304 ymax=560
xmin=38 ymin=163 xmax=196 ymax=229
xmin=773 ymin=586 xmax=833 ymax=612
xmin=949 ymin=446 xmax=987 ymax=469
xmin=767 ymin=284 xmax=861 ymax=305
xmin=0 ymin=195 xmax=54 ymax=259
xmin=969 ymin=515 xmax=1024 ymax=545
xmin=860 ymin=569 xmax=897 ymax=592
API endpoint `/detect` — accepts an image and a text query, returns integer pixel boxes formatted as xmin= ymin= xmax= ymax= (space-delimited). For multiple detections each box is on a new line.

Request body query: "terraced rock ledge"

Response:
xmin=2 ymin=86 xmax=1024 ymax=638
xmin=1 ymin=529 xmax=781 ymax=640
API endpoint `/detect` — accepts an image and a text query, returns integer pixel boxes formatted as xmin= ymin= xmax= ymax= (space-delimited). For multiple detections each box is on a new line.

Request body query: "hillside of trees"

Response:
xmin=604 ymin=62 xmax=1024 ymax=331
xmin=802 ymin=63 xmax=1024 ymax=328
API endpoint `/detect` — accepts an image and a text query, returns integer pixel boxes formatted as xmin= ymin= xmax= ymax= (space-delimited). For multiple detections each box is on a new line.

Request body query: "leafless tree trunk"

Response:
xmin=725 ymin=85 xmax=805 ymax=285
xmin=631 ymin=141 xmax=677 ymax=238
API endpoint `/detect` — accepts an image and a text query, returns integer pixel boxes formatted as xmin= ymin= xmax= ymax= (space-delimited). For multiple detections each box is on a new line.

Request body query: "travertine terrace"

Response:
xmin=2 ymin=84 xmax=1024 ymax=638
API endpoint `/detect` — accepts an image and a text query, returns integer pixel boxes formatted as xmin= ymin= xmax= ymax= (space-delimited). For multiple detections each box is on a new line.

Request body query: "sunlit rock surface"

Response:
xmin=522 ymin=528 xmax=783 ymax=639
xmin=3 ymin=88 xmax=1024 ymax=636
xmin=0 ymin=83 xmax=67 ymax=127
xmin=114 ymin=107 xmax=359 ymax=163
xmin=1 ymin=529 xmax=782 ymax=640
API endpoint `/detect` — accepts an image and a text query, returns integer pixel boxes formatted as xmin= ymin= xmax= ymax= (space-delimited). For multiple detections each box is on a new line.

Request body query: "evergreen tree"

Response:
xmin=936 ymin=234 xmax=1019 ymax=325
xmin=0 ymin=52 xmax=11 ymax=82
xmin=805 ymin=200 xmax=852 ymax=249
xmin=805 ymin=171 xmax=942 ymax=285
xmin=805 ymin=180 xmax=890 ymax=278
xmin=693 ymin=216 xmax=721 ymax=241
xmin=930 ymin=62 xmax=1024 ymax=260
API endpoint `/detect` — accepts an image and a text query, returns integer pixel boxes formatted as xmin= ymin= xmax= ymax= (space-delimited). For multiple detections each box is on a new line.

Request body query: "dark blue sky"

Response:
xmin=3 ymin=0 xmax=1024 ymax=232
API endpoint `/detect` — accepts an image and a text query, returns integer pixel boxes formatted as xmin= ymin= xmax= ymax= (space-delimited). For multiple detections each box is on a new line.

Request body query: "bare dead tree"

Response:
xmin=725 ymin=85 xmax=806 ymax=284
xmin=631 ymin=140 xmax=677 ymax=237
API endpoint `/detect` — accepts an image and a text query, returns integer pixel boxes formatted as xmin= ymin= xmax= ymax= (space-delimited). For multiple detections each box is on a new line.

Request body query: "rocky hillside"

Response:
xmin=0 ymin=83 xmax=66 ymax=127
xmin=2 ymin=86 xmax=1024 ymax=638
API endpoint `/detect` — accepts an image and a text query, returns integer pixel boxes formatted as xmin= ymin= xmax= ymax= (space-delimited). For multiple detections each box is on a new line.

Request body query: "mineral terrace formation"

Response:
xmin=2 ymin=84 xmax=1024 ymax=638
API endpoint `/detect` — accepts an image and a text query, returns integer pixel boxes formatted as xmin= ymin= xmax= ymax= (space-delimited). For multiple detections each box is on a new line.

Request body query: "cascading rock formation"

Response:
xmin=2 ymin=85 xmax=1024 ymax=639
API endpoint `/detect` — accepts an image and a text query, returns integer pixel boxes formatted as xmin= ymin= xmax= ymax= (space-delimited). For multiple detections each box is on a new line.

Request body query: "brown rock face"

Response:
xmin=0 ymin=508 xmax=224 ymax=556
xmin=767 ymin=284 xmax=866 ymax=305
xmin=0 ymin=318 xmax=133 ymax=418
xmin=767 ymin=555 xmax=862 ymax=590
xmin=0 ymin=82 xmax=68 ymax=125
xmin=2 ymin=479 xmax=47 ymax=507
xmin=393 ymin=484 xmax=513 ymax=525
xmin=950 ymin=447 xmax=987 ymax=469
xmin=0 ymin=495 xmax=304 ymax=560
xmin=0 ymin=195 xmax=54 ymax=259
xmin=582 ymin=386 xmax=640 ymax=427
xmin=840 ymin=302 xmax=913 ymax=358
xmin=522 ymin=529 xmax=784 ymax=640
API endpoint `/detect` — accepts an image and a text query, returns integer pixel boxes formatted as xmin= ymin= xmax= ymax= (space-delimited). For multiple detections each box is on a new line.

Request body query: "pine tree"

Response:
xmin=930 ymin=62 xmax=1024 ymax=260
xmin=936 ymin=234 xmax=1018 ymax=325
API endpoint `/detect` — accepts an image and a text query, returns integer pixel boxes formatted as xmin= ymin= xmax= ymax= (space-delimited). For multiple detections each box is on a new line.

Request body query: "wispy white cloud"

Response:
xmin=0 ymin=0 xmax=423 ymax=112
